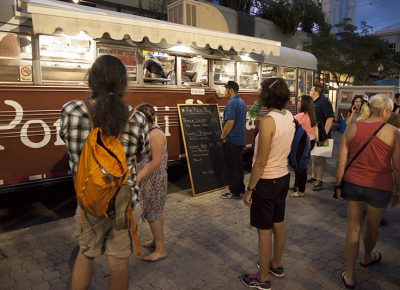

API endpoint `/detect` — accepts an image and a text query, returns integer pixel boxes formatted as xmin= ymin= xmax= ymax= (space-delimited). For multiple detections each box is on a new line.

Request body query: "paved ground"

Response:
xmin=0 ymin=131 xmax=399 ymax=290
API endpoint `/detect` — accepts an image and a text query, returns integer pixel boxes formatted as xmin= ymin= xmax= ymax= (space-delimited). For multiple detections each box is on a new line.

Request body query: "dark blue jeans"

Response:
xmin=223 ymin=141 xmax=245 ymax=196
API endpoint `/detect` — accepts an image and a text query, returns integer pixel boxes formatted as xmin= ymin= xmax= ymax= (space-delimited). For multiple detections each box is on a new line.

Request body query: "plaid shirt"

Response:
xmin=59 ymin=99 xmax=150 ymax=184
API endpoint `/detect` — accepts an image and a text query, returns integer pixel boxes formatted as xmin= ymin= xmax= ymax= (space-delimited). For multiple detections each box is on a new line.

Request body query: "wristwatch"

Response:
xmin=246 ymin=187 xmax=255 ymax=192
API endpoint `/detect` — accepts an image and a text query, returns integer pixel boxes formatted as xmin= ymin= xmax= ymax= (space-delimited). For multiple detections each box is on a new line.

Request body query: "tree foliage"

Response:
xmin=306 ymin=19 xmax=397 ymax=86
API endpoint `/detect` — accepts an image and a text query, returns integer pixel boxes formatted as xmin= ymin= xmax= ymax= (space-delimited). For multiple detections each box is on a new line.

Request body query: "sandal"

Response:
xmin=360 ymin=251 xmax=382 ymax=267
xmin=341 ymin=271 xmax=355 ymax=289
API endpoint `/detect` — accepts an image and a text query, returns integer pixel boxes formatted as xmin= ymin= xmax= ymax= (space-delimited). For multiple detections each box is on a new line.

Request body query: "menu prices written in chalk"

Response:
xmin=178 ymin=104 xmax=227 ymax=195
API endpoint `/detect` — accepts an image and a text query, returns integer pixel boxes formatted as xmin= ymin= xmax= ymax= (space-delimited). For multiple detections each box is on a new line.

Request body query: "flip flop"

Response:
xmin=360 ymin=251 xmax=382 ymax=267
xmin=142 ymin=254 xmax=168 ymax=262
xmin=341 ymin=271 xmax=355 ymax=289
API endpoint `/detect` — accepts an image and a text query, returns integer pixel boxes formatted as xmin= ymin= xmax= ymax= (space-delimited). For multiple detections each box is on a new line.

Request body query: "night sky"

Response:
xmin=355 ymin=0 xmax=400 ymax=31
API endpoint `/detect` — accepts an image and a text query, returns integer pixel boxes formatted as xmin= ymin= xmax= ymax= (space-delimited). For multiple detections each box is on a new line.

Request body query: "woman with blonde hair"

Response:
xmin=136 ymin=103 xmax=168 ymax=262
xmin=336 ymin=94 xmax=400 ymax=289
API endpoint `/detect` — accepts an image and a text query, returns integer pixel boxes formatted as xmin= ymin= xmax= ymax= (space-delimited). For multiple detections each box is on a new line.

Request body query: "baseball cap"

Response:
xmin=224 ymin=81 xmax=239 ymax=91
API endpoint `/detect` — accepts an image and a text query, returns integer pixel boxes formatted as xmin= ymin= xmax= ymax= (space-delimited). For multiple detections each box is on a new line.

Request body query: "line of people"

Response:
xmin=60 ymin=55 xmax=400 ymax=290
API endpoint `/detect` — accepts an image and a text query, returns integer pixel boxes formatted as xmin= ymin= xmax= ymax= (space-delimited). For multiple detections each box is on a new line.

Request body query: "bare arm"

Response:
xmin=136 ymin=129 xmax=166 ymax=184
xmin=391 ymin=129 xmax=400 ymax=206
xmin=143 ymin=68 xmax=149 ymax=77
xmin=325 ymin=117 xmax=334 ymax=134
xmin=243 ymin=116 xmax=275 ymax=207
xmin=220 ymin=120 xmax=234 ymax=140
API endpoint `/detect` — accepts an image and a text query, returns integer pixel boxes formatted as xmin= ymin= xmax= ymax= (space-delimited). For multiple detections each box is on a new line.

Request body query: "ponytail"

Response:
xmin=88 ymin=55 xmax=128 ymax=136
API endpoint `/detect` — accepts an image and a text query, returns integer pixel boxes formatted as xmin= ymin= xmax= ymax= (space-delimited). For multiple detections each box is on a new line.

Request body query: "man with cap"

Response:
xmin=220 ymin=81 xmax=247 ymax=199
xmin=143 ymin=53 xmax=167 ymax=79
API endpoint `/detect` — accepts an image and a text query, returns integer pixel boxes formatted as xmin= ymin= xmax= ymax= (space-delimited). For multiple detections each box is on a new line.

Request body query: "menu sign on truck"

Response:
xmin=177 ymin=104 xmax=227 ymax=196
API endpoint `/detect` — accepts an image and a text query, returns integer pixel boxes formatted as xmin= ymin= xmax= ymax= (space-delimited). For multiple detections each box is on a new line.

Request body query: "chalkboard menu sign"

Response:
xmin=177 ymin=104 xmax=227 ymax=195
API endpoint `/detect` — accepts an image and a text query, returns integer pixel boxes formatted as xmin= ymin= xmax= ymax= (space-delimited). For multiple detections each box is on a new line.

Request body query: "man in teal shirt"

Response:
xmin=220 ymin=81 xmax=247 ymax=199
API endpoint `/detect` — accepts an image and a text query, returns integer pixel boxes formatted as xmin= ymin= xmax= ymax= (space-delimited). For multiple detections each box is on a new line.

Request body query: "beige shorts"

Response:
xmin=74 ymin=207 xmax=132 ymax=259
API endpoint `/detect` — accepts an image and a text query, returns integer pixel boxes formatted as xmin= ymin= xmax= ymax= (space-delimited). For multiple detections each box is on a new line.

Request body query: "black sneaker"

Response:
xmin=256 ymin=262 xmax=285 ymax=279
xmin=312 ymin=180 xmax=326 ymax=191
xmin=240 ymin=272 xmax=271 ymax=290
xmin=307 ymin=177 xmax=317 ymax=183
xmin=220 ymin=192 xmax=240 ymax=199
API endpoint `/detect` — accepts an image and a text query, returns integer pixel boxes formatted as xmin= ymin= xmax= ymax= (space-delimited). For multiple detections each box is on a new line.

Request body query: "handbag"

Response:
xmin=333 ymin=122 xmax=386 ymax=199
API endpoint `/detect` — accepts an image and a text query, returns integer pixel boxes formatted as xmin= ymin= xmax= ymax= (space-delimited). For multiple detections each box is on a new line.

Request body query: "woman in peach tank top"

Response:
xmin=336 ymin=94 xmax=400 ymax=289
xmin=240 ymin=78 xmax=295 ymax=290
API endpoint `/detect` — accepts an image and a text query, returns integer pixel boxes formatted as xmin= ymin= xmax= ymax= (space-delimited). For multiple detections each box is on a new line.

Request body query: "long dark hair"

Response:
xmin=300 ymin=95 xmax=316 ymax=127
xmin=136 ymin=103 xmax=156 ymax=125
xmin=260 ymin=77 xmax=290 ymax=110
xmin=348 ymin=96 xmax=364 ymax=113
xmin=88 ymin=55 xmax=128 ymax=136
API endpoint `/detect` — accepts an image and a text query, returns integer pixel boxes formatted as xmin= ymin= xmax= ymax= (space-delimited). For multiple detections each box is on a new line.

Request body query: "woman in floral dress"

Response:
xmin=136 ymin=104 xmax=168 ymax=261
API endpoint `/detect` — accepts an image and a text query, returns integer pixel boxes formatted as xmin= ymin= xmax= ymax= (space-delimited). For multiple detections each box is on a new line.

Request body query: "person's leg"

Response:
xmin=71 ymin=251 xmax=94 ymax=290
xmin=222 ymin=141 xmax=236 ymax=195
xmin=361 ymin=205 xmax=386 ymax=264
xmin=271 ymin=222 xmax=286 ymax=267
xmin=236 ymin=145 xmax=245 ymax=194
xmin=297 ymin=169 xmax=307 ymax=193
xmin=314 ymin=156 xmax=326 ymax=181
xmin=311 ymin=155 xmax=317 ymax=180
xmin=143 ymin=216 xmax=168 ymax=261
xmin=107 ymin=256 xmax=129 ymax=290
xmin=258 ymin=228 xmax=272 ymax=282
xmin=343 ymin=201 xmax=365 ymax=286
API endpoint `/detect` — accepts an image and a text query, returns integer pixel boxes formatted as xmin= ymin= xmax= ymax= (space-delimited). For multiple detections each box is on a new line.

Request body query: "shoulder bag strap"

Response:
xmin=345 ymin=122 xmax=386 ymax=171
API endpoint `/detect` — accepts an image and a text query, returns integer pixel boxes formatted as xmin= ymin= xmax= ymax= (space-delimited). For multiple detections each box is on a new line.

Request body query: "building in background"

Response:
xmin=375 ymin=22 xmax=400 ymax=54
xmin=319 ymin=0 xmax=356 ymax=33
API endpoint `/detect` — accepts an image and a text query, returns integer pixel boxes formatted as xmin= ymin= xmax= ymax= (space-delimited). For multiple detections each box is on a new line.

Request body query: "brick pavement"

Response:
xmin=0 ymin=131 xmax=399 ymax=290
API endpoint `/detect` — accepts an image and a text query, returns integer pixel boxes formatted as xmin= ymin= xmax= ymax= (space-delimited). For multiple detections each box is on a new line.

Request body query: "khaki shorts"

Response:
xmin=74 ymin=207 xmax=132 ymax=259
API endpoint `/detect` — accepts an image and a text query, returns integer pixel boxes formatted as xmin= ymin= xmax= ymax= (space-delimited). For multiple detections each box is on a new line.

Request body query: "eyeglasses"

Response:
xmin=268 ymin=79 xmax=279 ymax=89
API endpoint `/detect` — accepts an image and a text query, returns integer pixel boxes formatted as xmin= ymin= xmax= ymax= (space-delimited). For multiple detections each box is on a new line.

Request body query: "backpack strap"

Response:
xmin=82 ymin=98 xmax=95 ymax=130
xmin=128 ymin=206 xmax=142 ymax=256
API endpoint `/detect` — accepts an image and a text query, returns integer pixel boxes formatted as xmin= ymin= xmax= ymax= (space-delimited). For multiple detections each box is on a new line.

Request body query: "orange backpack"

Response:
xmin=74 ymin=99 xmax=141 ymax=256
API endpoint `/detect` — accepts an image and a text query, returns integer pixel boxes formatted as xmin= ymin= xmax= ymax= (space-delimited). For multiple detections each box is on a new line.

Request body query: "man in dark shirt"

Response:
xmin=143 ymin=53 xmax=167 ymax=79
xmin=308 ymin=83 xmax=334 ymax=191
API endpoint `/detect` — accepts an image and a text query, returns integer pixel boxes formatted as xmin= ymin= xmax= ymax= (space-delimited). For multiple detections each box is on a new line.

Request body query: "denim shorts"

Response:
xmin=343 ymin=181 xmax=392 ymax=208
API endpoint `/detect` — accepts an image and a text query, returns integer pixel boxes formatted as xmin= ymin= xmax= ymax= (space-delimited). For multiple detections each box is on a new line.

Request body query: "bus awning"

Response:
xmin=24 ymin=0 xmax=281 ymax=56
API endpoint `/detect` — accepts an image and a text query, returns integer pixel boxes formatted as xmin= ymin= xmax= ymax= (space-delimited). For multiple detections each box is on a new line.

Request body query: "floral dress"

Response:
xmin=137 ymin=126 xmax=168 ymax=222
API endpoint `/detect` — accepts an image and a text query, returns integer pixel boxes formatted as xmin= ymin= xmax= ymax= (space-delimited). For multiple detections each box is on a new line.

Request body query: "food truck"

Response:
xmin=0 ymin=0 xmax=317 ymax=191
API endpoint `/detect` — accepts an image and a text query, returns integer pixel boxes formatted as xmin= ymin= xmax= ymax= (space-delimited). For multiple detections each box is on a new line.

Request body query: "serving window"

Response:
xmin=98 ymin=45 xmax=137 ymax=83
xmin=281 ymin=67 xmax=296 ymax=93
xmin=0 ymin=32 xmax=33 ymax=82
xmin=238 ymin=62 xmax=259 ymax=89
xmin=261 ymin=64 xmax=278 ymax=81
xmin=178 ymin=56 xmax=208 ymax=86
xmin=212 ymin=60 xmax=235 ymax=85
xmin=142 ymin=50 xmax=174 ymax=85
xmin=297 ymin=69 xmax=306 ymax=96
xmin=39 ymin=32 xmax=95 ymax=83
xmin=306 ymin=70 xmax=314 ymax=94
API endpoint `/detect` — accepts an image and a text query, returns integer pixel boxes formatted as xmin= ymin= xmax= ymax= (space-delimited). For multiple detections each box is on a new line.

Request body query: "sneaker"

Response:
xmin=220 ymin=192 xmax=240 ymax=199
xmin=268 ymin=264 xmax=285 ymax=279
xmin=289 ymin=191 xmax=305 ymax=198
xmin=307 ymin=177 xmax=317 ymax=184
xmin=256 ymin=262 xmax=285 ymax=279
xmin=312 ymin=180 xmax=326 ymax=191
xmin=240 ymin=272 xmax=271 ymax=290
xmin=289 ymin=186 xmax=297 ymax=192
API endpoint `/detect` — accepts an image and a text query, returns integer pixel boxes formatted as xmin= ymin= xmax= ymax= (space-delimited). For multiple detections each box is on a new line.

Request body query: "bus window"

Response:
xmin=282 ymin=67 xmax=296 ymax=93
xmin=298 ymin=69 xmax=305 ymax=96
xmin=261 ymin=64 xmax=278 ymax=81
xmin=212 ymin=60 xmax=235 ymax=85
xmin=98 ymin=45 xmax=138 ymax=83
xmin=142 ymin=50 xmax=174 ymax=85
xmin=174 ymin=56 xmax=208 ymax=86
xmin=39 ymin=32 xmax=95 ymax=83
xmin=238 ymin=62 xmax=259 ymax=89
xmin=306 ymin=70 xmax=313 ymax=93
xmin=0 ymin=32 xmax=33 ymax=82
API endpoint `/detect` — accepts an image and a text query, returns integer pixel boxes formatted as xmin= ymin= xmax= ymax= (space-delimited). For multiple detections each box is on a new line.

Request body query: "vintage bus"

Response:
xmin=0 ymin=0 xmax=317 ymax=191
